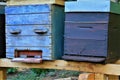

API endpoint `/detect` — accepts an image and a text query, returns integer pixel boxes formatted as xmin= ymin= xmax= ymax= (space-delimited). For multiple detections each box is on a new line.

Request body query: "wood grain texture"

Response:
xmin=7 ymin=0 xmax=64 ymax=6
xmin=5 ymin=5 xmax=50 ymax=14
xmin=6 ymin=4 xmax=64 ymax=60
xmin=6 ymin=35 xmax=51 ymax=46
xmin=94 ymin=74 xmax=106 ymax=80
xmin=1 ymin=59 xmax=120 ymax=75
xmin=108 ymin=75 xmax=119 ymax=80
xmin=0 ymin=68 xmax=7 ymax=80
xmin=6 ymin=13 xmax=50 ymax=25
xmin=78 ymin=73 xmax=95 ymax=80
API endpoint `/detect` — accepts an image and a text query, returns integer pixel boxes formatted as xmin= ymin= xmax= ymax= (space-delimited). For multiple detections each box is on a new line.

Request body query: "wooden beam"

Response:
xmin=1 ymin=59 xmax=120 ymax=75
xmin=0 ymin=68 xmax=7 ymax=80
xmin=7 ymin=0 xmax=64 ymax=6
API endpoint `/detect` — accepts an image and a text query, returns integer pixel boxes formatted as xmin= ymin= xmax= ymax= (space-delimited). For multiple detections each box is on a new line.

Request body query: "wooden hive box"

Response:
xmin=0 ymin=2 xmax=5 ymax=58
xmin=5 ymin=1 xmax=64 ymax=61
xmin=63 ymin=0 xmax=120 ymax=63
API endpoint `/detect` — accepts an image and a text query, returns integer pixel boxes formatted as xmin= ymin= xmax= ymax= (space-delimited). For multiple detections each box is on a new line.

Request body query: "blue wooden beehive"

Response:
xmin=63 ymin=0 xmax=120 ymax=63
xmin=5 ymin=3 xmax=64 ymax=61
xmin=0 ymin=2 xmax=5 ymax=58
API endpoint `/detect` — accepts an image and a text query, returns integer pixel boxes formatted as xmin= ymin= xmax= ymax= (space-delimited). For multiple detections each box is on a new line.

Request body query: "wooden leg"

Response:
xmin=78 ymin=73 xmax=95 ymax=80
xmin=0 ymin=68 xmax=7 ymax=80
xmin=108 ymin=75 xmax=119 ymax=80
xmin=78 ymin=73 xmax=107 ymax=80
xmin=95 ymin=73 xmax=107 ymax=80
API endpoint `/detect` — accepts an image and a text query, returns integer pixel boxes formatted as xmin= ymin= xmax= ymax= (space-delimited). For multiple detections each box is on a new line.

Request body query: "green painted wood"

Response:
xmin=110 ymin=1 xmax=120 ymax=14
xmin=51 ymin=5 xmax=64 ymax=59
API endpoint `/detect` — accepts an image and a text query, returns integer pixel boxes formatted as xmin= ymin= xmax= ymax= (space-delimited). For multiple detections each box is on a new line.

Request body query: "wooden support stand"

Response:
xmin=0 ymin=68 xmax=7 ymax=80
xmin=0 ymin=59 xmax=120 ymax=80
xmin=79 ymin=73 xmax=119 ymax=80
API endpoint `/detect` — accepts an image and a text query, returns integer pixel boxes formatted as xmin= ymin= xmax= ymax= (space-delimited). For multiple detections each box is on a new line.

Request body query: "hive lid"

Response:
xmin=65 ymin=0 xmax=110 ymax=12
xmin=7 ymin=0 xmax=64 ymax=6
xmin=65 ymin=0 xmax=120 ymax=14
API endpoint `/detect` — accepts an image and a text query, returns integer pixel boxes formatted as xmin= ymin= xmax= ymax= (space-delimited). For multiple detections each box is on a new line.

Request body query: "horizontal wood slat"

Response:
xmin=5 ymin=5 xmax=50 ymax=14
xmin=0 ymin=59 xmax=120 ymax=75
xmin=7 ymin=0 xmax=64 ymax=6
xmin=6 ymin=13 xmax=50 ymax=25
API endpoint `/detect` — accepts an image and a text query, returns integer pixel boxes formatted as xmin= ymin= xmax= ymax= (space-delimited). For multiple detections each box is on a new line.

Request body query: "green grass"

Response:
xmin=7 ymin=69 xmax=81 ymax=80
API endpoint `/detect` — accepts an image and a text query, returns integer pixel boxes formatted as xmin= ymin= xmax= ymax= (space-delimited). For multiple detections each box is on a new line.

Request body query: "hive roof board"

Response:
xmin=7 ymin=0 xmax=64 ymax=6
xmin=65 ymin=0 xmax=120 ymax=14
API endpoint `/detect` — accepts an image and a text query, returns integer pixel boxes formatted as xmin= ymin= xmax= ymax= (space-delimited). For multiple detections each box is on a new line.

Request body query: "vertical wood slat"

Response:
xmin=0 ymin=68 xmax=7 ymax=80
xmin=108 ymin=75 xmax=119 ymax=80
xmin=78 ymin=73 xmax=108 ymax=80
xmin=78 ymin=73 xmax=95 ymax=80
xmin=95 ymin=73 xmax=106 ymax=80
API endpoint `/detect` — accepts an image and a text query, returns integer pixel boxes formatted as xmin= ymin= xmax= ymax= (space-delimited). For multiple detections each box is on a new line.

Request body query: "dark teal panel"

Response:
xmin=51 ymin=5 xmax=64 ymax=59
xmin=0 ymin=5 xmax=5 ymax=14
xmin=110 ymin=1 xmax=120 ymax=14
xmin=5 ymin=4 xmax=50 ymax=14
xmin=6 ymin=13 xmax=50 ymax=25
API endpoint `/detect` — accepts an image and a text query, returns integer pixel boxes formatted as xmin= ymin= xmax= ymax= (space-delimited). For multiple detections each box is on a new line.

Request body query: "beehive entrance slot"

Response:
xmin=12 ymin=50 xmax=42 ymax=63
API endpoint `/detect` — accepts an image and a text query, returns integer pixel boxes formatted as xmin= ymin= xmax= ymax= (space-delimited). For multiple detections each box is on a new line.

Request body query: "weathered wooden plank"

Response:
xmin=5 ymin=5 xmax=50 ymax=14
xmin=65 ymin=0 xmax=110 ymax=12
xmin=0 ymin=68 xmax=7 ymax=80
xmin=6 ymin=47 xmax=51 ymax=59
xmin=12 ymin=58 xmax=42 ymax=63
xmin=7 ymin=0 xmax=64 ymax=6
xmin=78 ymin=73 xmax=119 ymax=80
xmin=62 ymin=55 xmax=106 ymax=63
xmin=6 ymin=35 xmax=51 ymax=47
xmin=78 ymin=73 xmax=95 ymax=80
xmin=6 ymin=13 xmax=50 ymax=25
xmin=95 ymin=73 xmax=106 ymax=80
xmin=1 ymin=59 xmax=120 ymax=75
xmin=65 ymin=13 xmax=109 ymax=22
xmin=65 ymin=23 xmax=108 ymax=40
xmin=108 ymin=75 xmax=119 ymax=80
xmin=6 ymin=25 xmax=51 ymax=36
